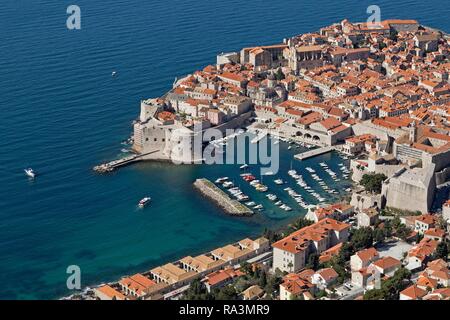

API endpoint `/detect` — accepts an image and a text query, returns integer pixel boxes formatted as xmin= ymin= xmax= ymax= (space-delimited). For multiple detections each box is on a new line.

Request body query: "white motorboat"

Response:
xmin=274 ymin=179 xmax=284 ymax=185
xmin=240 ymin=164 xmax=249 ymax=170
xmin=112 ymin=71 xmax=117 ymax=76
xmin=24 ymin=168 xmax=36 ymax=178
xmin=215 ymin=177 xmax=229 ymax=184
xmin=138 ymin=197 xmax=151 ymax=207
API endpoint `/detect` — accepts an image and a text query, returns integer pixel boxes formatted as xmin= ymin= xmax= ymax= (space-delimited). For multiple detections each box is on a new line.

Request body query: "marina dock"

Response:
xmin=193 ymin=178 xmax=254 ymax=216
xmin=294 ymin=146 xmax=335 ymax=160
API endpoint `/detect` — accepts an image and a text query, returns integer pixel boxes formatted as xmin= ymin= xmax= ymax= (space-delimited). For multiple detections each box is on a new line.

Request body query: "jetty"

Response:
xmin=193 ymin=178 xmax=254 ymax=216
xmin=93 ymin=151 xmax=158 ymax=173
xmin=294 ymin=146 xmax=335 ymax=161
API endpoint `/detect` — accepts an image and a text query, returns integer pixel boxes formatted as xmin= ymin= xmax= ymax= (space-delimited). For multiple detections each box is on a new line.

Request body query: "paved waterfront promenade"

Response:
xmin=294 ymin=146 xmax=335 ymax=160
xmin=193 ymin=178 xmax=254 ymax=216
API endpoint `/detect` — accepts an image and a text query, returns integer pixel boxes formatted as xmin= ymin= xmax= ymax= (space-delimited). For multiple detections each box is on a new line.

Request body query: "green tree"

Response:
xmin=373 ymin=228 xmax=386 ymax=244
xmin=274 ymin=68 xmax=285 ymax=80
xmin=182 ymin=279 xmax=214 ymax=300
xmin=315 ymin=289 xmax=327 ymax=299
xmin=214 ymin=285 xmax=238 ymax=300
xmin=363 ymin=267 xmax=411 ymax=300
xmin=264 ymin=273 xmax=283 ymax=298
xmin=240 ymin=261 xmax=253 ymax=276
xmin=360 ymin=173 xmax=387 ymax=194
xmin=290 ymin=218 xmax=313 ymax=232
xmin=306 ymin=253 xmax=319 ymax=270
xmin=351 ymin=227 xmax=374 ymax=251
xmin=262 ymin=228 xmax=281 ymax=244
xmin=436 ymin=242 xmax=449 ymax=261
xmin=396 ymin=224 xmax=412 ymax=241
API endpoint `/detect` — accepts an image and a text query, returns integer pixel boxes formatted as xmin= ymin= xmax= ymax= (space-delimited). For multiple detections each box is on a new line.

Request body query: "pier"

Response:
xmin=93 ymin=151 xmax=158 ymax=173
xmin=294 ymin=146 xmax=335 ymax=161
xmin=193 ymin=178 xmax=254 ymax=216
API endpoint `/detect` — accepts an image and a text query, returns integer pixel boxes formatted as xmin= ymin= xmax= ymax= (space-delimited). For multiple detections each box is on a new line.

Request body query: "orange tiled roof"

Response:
xmin=272 ymin=218 xmax=350 ymax=254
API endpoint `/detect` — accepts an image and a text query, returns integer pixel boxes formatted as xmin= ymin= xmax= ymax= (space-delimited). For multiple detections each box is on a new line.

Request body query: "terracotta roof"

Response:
xmin=316 ymin=268 xmax=338 ymax=282
xmin=400 ymin=285 xmax=427 ymax=300
xmin=272 ymin=218 xmax=350 ymax=254
xmin=356 ymin=247 xmax=379 ymax=263
xmin=96 ymin=285 xmax=126 ymax=300
xmin=371 ymin=256 xmax=401 ymax=271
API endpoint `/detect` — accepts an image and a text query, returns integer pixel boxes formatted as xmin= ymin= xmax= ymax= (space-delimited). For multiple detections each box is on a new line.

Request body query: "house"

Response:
xmin=350 ymin=247 xmax=379 ymax=271
xmin=422 ymin=259 xmax=450 ymax=287
xmin=312 ymin=268 xmax=339 ymax=289
xmin=416 ymin=275 xmax=438 ymax=291
xmin=422 ymin=288 xmax=450 ymax=300
xmin=242 ymin=285 xmax=265 ymax=300
xmin=118 ymin=273 xmax=160 ymax=299
xmin=368 ymin=256 xmax=401 ymax=277
xmin=343 ymin=134 xmax=376 ymax=155
xmin=423 ymin=228 xmax=446 ymax=242
xmin=351 ymin=268 xmax=377 ymax=288
xmin=357 ymin=208 xmax=379 ymax=228
xmin=306 ymin=203 xmax=354 ymax=222
xmin=94 ymin=285 xmax=127 ymax=300
xmin=415 ymin=214 xmax=437 ymax=234
xmin=400 ymin=285 xmax=427 ymax=300
xmin=319 ymin=243 xmax=343 ymax=264
xmin=407 ymin=238 xmax=439 ymax=270
xmin=279 ymin=269 xmax=315 ymax=300
xmin=204 ymin=268 xmax=244 ymax=293
xmin=272 ymin=218 xmax=350 ymax=273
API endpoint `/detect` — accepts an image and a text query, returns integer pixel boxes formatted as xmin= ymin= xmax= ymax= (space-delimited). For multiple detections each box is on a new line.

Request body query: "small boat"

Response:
xmin=254 ymin=204 xmax=263 ymax=210
xmin=112 ymin=71 xmax=117 ymax=76
xmin=263 ymin=171 xmax=275 ymax=176
xmin=256 ymin=185 xmax=268 ymax=192
xmin=222 ymin=181 xmax=234 ymax=188
xmin=240 ymin=164 xmax=249 ymax=170
xmin=138 ymin=197 xmax=151 ymax=208
xmin=245 ymin=201 xmax=256 ymax=207
xmin=288 ymin=146 xmax=292 ymax=150
xmin=24 ymin=168 xmax=36 ymax=178
xmin=274 ymin=179 xmax=284 ymax=185
xmin=215 ymin=177 xmax=228 ymax=184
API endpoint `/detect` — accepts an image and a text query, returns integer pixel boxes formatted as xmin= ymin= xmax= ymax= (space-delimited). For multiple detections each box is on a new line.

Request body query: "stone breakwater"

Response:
xmin=193 ymin=178 xmax=254 ymax=216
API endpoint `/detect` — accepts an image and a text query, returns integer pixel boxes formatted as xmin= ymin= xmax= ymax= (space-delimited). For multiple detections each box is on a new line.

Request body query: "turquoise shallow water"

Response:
xmin=0 ymin=0 xmax=449 ymax=299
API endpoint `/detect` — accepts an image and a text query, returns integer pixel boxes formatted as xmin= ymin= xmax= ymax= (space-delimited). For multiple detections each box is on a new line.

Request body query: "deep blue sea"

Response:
xmin=0 ymin=0 xmax=448 ymax=300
